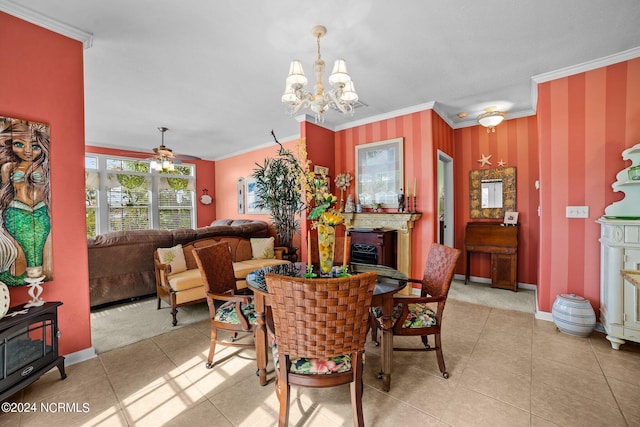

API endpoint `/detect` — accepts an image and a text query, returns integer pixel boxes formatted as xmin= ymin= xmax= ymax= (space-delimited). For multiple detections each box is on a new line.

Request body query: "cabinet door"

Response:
xmin=623 ymin=249 xmax=640 ymax=332
xmin=491 ymin=253 xmax=517 ymax=291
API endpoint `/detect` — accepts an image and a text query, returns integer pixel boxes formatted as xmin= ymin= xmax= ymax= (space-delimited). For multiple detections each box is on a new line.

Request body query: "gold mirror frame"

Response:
xmin=469 ymin=167 xmax=516 ymax=218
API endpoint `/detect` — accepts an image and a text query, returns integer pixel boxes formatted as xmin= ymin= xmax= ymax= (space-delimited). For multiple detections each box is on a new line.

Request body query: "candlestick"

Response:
xmin=307 ymin=230 xmax=312 ymax=267
xmin=342 ymin=230 xmax=349 ymax=268
xmin=413 ymin=196 xmax=417 ymax=212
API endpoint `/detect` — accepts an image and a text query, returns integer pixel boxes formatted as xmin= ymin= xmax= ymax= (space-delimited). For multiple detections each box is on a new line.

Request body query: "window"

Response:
xmin=85 ymin=155 xmax=195 ymax=237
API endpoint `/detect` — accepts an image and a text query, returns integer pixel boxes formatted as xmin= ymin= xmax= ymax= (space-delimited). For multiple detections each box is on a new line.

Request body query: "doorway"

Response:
xmin=437 ymin=151 xmax=454 ymax=247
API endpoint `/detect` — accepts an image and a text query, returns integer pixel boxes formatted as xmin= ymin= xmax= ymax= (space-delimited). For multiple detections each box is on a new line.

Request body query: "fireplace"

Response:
xmin=350 ymin=229 xmax=397 ymax=268
xmin=0 ymin=302 xmax=66 ymax=401
xmin=342 ymin=213 xmax=421 ymax=295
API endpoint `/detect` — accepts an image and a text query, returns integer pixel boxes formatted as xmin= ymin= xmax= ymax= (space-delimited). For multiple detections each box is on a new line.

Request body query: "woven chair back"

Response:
xmin=266 ymin=271 xmax=377 ymax=359
xmin=421 ymin=243 xmax=461 ymax=299
xmin=193 ymin=242 xmax=237 ymax=295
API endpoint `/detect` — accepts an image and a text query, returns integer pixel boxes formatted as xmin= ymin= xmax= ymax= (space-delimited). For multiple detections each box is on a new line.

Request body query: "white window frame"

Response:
xmin=85 ymin=154 xmax=196 ymax=236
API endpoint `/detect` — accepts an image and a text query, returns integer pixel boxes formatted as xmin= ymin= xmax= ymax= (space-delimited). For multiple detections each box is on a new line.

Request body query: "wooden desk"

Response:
xmin=246 ymin=263 xmax=406 ymax=392
xmin=464 ymin=222 xmax=518 ymax=291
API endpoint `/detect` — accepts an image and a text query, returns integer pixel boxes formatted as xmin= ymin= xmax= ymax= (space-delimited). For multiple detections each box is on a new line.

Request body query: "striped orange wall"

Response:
xmin=453 ymin=116 xmax=540 ymax=286
xmin=537 ymin=57 xmax=640 ymax=313
xmin=335 ymin=110 xmax=441 ymax=278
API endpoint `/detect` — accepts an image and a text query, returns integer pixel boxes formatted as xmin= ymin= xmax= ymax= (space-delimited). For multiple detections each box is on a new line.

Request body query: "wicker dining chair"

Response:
xmin=371 ymin=243 xmax=461 ymax=379
xmin=192 ymin=242 xmax=256 ymax=369
xmin=265 ymin=271 xmax=377 ymax=427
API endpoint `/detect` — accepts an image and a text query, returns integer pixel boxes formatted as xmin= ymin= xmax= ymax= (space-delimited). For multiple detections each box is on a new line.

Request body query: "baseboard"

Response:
xmin=63 ymin=347 xmax=97 ymax=366
xmin=453 ymin=274 xmax=537 ymax=291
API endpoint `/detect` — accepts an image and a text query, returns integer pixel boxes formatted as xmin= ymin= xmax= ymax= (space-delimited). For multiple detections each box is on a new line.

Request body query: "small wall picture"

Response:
xmin=245 ymin=177 xmax=269 ymax=214
xmin=314 ymin=165 xmax=329 ymax=176
xmin=504 ymin=211 xmax=519 ymax=225
xmin=237 ymin=177 xmax=245 ymax=214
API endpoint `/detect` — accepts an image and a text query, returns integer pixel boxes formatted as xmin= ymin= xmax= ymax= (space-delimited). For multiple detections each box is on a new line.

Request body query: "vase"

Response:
xmin=317 ymin=223 xmax=336 ymax=275
xmin=552 ymin=294 xmax=596 ymax=337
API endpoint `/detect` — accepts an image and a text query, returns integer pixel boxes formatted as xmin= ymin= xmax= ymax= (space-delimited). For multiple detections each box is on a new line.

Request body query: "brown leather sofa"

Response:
xmin=87 ymin=219 xmax=273 ymax=308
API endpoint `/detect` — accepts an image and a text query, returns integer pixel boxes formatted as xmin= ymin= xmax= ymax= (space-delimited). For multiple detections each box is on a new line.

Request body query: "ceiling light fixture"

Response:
xmin=282 ymin=25 xmax=358 ymax=123
xmin=150 ymin=127 xmax=176 ymax=172
xmin=477 ymin=107 xmax=506 ymax=133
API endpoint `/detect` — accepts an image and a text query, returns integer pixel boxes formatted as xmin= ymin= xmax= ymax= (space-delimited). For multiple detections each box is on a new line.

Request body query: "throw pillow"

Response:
xmin=250 ymin=237 xmax=275 ymax=259
xmin=157 ymin=244 xmax=187 ymax=274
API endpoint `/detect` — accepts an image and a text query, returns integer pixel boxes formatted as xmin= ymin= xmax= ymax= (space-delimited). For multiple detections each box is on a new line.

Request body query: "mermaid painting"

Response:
xmin=0 ymin=118 xmax=51 ymax=286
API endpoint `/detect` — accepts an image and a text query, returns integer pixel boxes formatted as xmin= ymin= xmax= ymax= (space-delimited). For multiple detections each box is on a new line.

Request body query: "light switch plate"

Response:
xmin=566 ymin=206 xmax=589 ymax=218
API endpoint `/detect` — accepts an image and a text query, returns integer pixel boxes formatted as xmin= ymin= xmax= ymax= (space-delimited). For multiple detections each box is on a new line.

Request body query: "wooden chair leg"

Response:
xmin=157 ymin=298 xmax=161 ymax=310
xmin=171 ymin=307 xmax=178 ymax=326
xmin=369 ymin=314 xmax=379 ymax=345
xmin=278 ymin=355 xmax=290 ymax=427
xmin=206 ymin=328 xmax=217 ymax=369
xmin=434 ymin=332 xmax=448 ymax=378
xmin=350 ymin=353 xmax=365 ymax=427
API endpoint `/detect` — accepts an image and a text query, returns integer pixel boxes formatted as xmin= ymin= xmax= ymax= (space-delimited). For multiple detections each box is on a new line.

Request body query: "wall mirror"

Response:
xmin=469 ymin=167 xmax=516 ymax=218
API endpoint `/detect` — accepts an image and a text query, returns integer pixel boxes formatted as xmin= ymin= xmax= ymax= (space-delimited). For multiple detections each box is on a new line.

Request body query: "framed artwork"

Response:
xmin=504 ymin=211 xmax=519 ymax=225
xmin=0 ymin=116 xmax=53 ymax=285
xmin=355 ymin=137 xmax=404 ymax=208
xmin=245 ymin=177 xmax=269 ymax=214
xmin=237 ymin=177 xmax=245 ymax=214
xmin=314 ymin=165 xmax=329 ymax=176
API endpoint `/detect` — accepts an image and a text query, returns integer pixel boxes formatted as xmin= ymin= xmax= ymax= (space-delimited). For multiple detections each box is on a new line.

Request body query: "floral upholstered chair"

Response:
xmin=192 ymin=242 xmax=256 ymax=369
xmin=265 ymin=272 xmax=377 ymax=427
xmin=371 ymin=243 xmax=461 ymax=379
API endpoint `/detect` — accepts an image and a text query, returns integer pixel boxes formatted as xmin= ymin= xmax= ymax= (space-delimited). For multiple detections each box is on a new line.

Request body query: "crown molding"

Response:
xmin=0 ymin=0 xmax=93 ymax=49
xmin=531 ymin=46 xmax=640 ymax=84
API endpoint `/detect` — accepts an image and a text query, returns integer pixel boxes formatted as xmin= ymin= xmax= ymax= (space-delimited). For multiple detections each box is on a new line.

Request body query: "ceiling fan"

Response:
xmin=149 ymin=127 xmax=200 ymax=171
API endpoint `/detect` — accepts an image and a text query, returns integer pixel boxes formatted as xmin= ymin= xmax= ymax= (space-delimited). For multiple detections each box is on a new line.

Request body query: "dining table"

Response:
xmin=246 ymin=262 xmax=407 ymax=392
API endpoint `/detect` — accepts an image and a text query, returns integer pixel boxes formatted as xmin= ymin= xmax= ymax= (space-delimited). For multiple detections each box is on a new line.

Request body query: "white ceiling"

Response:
xmin=4 ymin=0 xmax=640 ymax=161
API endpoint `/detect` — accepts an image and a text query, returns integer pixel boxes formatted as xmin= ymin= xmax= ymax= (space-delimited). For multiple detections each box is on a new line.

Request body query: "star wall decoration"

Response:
xmin=497 ymin=159 xmax=507 ymax=167
xmin=477 ymin=153 xmax=492 ymax=167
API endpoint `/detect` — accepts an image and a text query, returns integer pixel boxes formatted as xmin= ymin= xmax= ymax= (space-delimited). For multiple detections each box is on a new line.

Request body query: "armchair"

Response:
xmin=371 ymin=243 xmax=461 ymax=379
xmin=192 ymin=242 xmax=257 ymax=369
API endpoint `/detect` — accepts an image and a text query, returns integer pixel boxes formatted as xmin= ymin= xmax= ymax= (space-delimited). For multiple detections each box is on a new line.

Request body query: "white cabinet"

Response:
xmin=598 ymin=218 xmax=640 ymax=349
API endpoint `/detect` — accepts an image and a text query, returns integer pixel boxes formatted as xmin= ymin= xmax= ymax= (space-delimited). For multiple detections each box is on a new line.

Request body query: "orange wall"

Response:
xmin=85 ymin=145 xmax=217 ymax=227
xmin=0 ymin=12 xmax=90 ymax=355
xmin=453 ymin=116 xmax=540 ymax=286
xmin=536 ymin=58 xmax=640 ymax=312
xmin=214 ymin=138 xmax=302 ymax=249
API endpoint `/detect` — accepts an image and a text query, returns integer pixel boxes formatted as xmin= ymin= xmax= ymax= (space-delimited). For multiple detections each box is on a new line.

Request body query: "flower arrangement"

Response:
xmin=294 ymin=140 xmax=343 ymax=228
xmin=334 ymin=172 xmax=353 ymax=211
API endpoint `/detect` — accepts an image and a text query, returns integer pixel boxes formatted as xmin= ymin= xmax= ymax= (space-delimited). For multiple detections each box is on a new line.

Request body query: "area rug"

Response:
xmin=448 ymin=279 xmax=536 ymax=314
xmin=91 ymin=297 xmax=210 ymax=354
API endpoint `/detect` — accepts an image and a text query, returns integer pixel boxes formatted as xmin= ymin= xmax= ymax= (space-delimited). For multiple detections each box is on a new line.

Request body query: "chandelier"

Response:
xmin=282 ymin=25 xmax=358 ymax=123
xmin=477 ymin=107 xmax=506 ymax=133
xmin=150 ymin=127 xmax=176 ymax=172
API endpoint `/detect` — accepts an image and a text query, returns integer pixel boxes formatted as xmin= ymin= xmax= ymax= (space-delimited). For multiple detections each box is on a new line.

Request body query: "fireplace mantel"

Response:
xmin=341 ymin=212 xmax=421 ymax=293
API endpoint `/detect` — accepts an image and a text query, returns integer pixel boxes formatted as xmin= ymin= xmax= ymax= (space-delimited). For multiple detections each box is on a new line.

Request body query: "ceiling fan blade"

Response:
xmin=175 ymin=153 xmax=202 ymax=161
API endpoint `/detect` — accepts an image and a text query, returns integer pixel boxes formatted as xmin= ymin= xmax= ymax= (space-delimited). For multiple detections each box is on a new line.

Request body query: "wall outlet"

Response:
xmin=566 ymin=206 xmax=589 ymax=218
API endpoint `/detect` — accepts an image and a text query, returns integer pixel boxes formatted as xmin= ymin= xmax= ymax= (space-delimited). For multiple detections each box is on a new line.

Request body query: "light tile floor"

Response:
xmin=2 ymin=299 xmax=640 ymax=426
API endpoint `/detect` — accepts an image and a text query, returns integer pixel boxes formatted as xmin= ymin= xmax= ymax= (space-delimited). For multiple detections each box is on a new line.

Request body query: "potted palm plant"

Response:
xmin=251 ymin=133 xmax=304 ymax=259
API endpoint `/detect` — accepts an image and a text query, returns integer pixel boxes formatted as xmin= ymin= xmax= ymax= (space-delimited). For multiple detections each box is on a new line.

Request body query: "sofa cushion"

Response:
xmin=251 ymin=237 xmax=275 ymax=259
xmin=157 ymin=244 xmax=188 ymax=274
xmin=167 ymin=269 xmax=203 ymax=292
